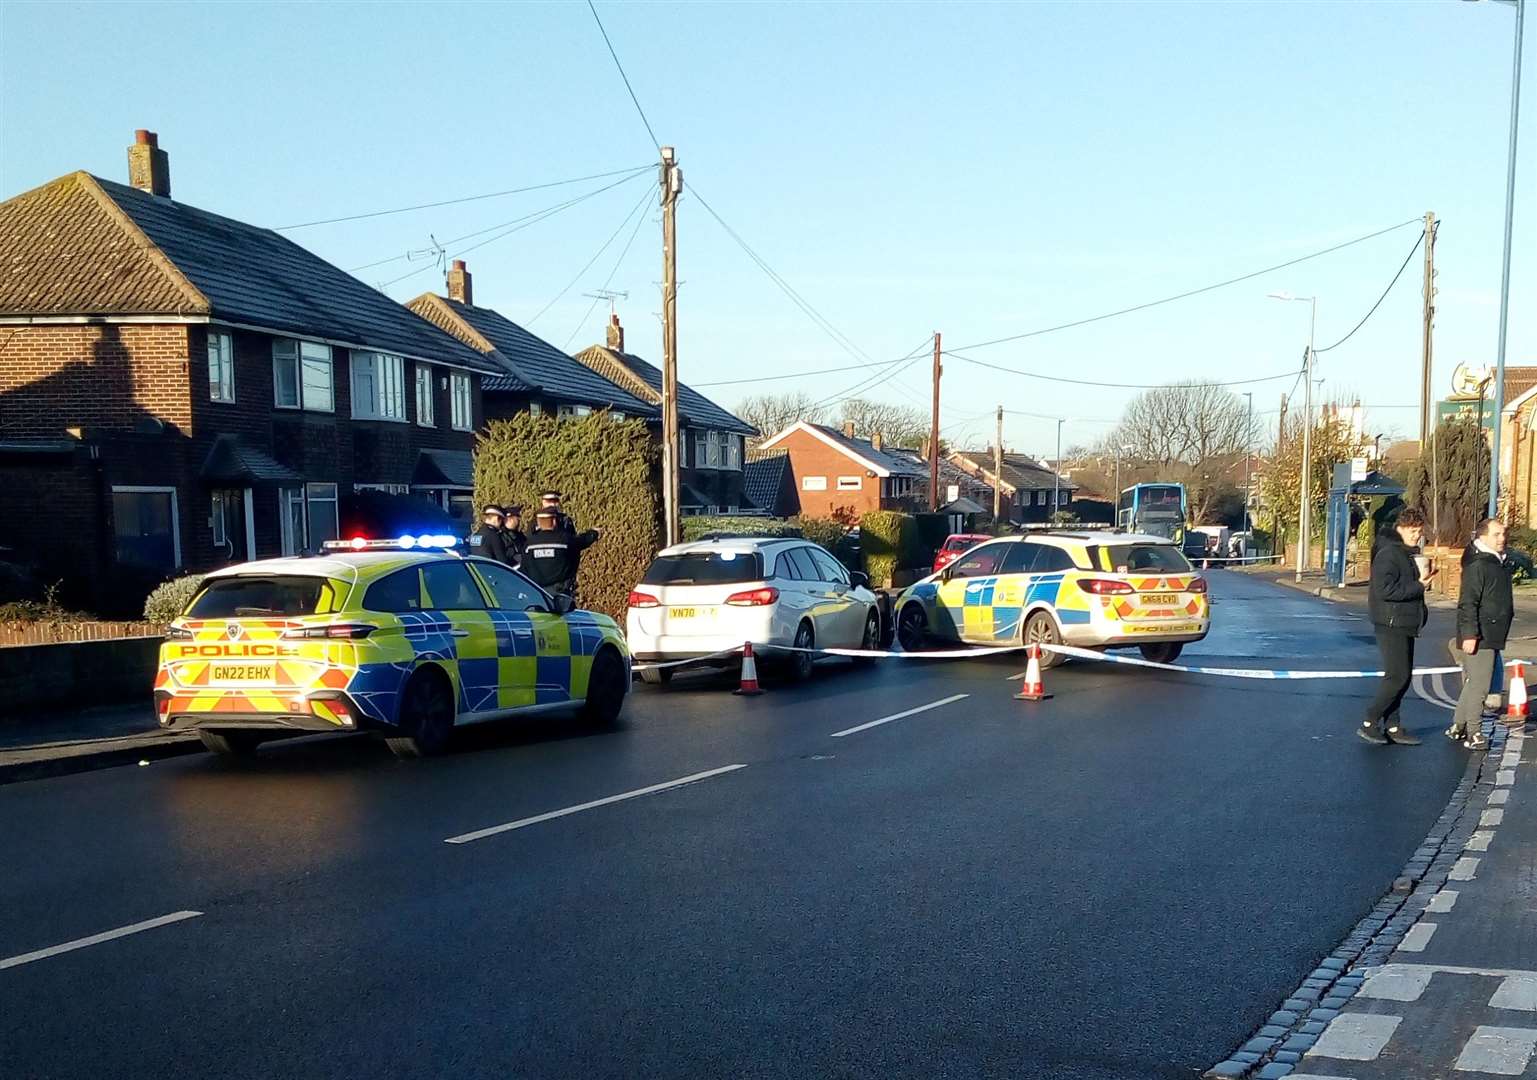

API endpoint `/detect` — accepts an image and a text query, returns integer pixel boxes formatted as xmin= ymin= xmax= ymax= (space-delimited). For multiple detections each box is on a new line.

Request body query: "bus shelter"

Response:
xmin=1325 ymin=465 xmax=1406 ymax=587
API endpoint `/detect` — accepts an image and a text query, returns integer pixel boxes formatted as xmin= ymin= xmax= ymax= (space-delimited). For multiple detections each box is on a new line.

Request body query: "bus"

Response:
xmin=1117 ymin=483 xmax=1187 ymax=540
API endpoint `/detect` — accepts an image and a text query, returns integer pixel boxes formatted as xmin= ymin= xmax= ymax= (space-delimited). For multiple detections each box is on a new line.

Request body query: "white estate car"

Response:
xmin=627 ymin=537 xmax=883 ymax=684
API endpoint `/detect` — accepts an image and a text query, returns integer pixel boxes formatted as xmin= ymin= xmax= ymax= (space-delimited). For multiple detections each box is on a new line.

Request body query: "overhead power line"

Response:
xmin=527 ymin=185 xmax=653 ymax=327
xmin=1314 ymin=230 xmax=1425 ymax=354
xmin=587 ymin=0 xmax=661 ymax=152
xmin=273 ymin=165 xmax=652 ymax=231
xmin=805 ymin=334 xmax=936 ymax=414
xmin=944 ymin=349 xmax=1302 ymax=390
xmin=563 ymin=194 xmax=653 ymax=349
xmin=946 ymin=218 xmax=1424 ymax=352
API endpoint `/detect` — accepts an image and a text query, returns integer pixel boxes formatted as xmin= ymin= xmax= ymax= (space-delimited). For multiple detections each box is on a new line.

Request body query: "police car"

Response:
xmin=154 ymin=536 xmax=629 ymax=759
xmin=893 ymin=531 xmax=1209 ymax=666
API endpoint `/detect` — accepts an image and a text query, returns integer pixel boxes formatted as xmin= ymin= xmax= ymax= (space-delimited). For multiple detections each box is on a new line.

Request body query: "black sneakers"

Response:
xmin=1386 ymin=725 xmax=1423 ymax=746
xmin=1358 ymin=720 xmax=1389 ymax=746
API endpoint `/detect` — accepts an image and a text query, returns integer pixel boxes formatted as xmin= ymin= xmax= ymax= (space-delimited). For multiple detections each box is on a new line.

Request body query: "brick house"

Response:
xmin=948 ymin=451 xmax=1075 ymax=524
xmin=574 ymin=315 xmax=757 ymax=514
xmin=756 ymin=421 xmax=931 ymax=518
xmin=406 ymin=261 xmax=657 ymax=423
xmin=0 ymin=131 xmax=500 ymax=613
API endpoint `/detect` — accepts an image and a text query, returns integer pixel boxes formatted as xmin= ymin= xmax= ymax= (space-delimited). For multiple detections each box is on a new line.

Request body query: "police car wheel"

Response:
xmin=852 ymin=611 xmax=881 ymax=666
xmin=786 ymin=622 xmax=816 ymax=682
xmin=1023 ymin=612 xmax=1066 ymax=669
xmin=386 ymin=669 xmax=455 ymax=759
xmin=1139 ymin=642 xmax=1184 ymax=664
xmin=896 ymin=604 xmax=929 ymax=652
xmin=582 ymin=647 xmax=628 ymax=726
xmin=198 ymin=730 xmax=263 ymax=759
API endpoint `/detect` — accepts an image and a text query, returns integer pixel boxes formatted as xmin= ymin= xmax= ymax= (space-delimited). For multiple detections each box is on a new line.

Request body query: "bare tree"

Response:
xmin=734 ymin=391 xmax=827 ymax=437
xmin=1107 ymin=382 xmax=1248 ymax=467
xmin=839 ymin=398 xmax=930 ymax=449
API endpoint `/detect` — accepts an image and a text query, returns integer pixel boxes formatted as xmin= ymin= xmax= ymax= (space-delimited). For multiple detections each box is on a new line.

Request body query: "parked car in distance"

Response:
xmin=934 ymin=533 xmax=992 ymax=574
xmin=627 ymin=536 xmax=884 ymax=685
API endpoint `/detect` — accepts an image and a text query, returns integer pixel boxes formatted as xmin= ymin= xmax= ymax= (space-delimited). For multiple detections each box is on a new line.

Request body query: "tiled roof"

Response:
xmin=413 ymin=448 xmax=473 ymax=488
xmin=408 ymin=295 xmax=653 ymax=413
xmin=950 ymin=451 xmax=1072 ymax=493
xmin=0 ymin=172 xmax=498 ymax=374
xmin=573 ymin=345 xmax=755 ymax=436
xmin=811 ymin=424 xmax=929 ymax=477
xmin=744 ymin=453 xmax=790 ymax=510
xmin=200 ymin=435 xmax=303 ymax=485
xmin=887 ymin=448 xmax=991 ymax=492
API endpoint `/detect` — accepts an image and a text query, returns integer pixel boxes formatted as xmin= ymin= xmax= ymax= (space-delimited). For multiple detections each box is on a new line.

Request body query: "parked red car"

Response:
xmin=933 ymin=533 xmax=992 ymax=573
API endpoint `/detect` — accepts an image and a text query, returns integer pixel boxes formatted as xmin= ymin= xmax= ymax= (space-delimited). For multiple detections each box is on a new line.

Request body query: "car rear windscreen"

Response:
xmin=1103 ymin=544 xmax=1192 ymax=573
xmin=642 ymin=552 xmax=764 ymax=586
xmin=943 ymin=536 xmax=981 ymax=552
xmin=187 ymin=576 xmax=335 ymax=618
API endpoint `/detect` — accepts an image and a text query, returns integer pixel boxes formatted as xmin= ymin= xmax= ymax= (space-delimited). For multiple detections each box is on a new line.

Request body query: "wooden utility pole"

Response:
xmin=1419 ymin=211 xmax=1438 ymax=446
xmin=993 ymin=406 xmax=1004 ymax=522
xmin=929 ymin=332 xmax=941 ymax=510
xmin=1278 ymin=394 xmax=1289 ymax=459
xmin=660 ymin=147 xmax=682 ymax=546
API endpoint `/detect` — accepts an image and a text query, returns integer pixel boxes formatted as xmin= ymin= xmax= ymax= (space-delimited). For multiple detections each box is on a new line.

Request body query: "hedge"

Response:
xmin=144 ymin=574 xmax=206 ymax=623
xmin=789 ymin=515 xmax=847 ymax=554
xmin=474 ymin=413 xmax=661 ymax=620
xmin=860 ymin=510 xmax=923 ymax=587
xmin=682 ymin=516 xmax=800 ymax=541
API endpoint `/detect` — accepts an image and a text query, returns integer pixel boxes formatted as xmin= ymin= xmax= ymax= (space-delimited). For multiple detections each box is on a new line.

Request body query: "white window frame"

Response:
xmin=802 ymin=476 xmax=828 ymax=491
xmin=725 ymin=435 xmax=742 ymax=471
xmin=414 ymin=364 xmax=435 ymax=427
xmin=351 ymin=351 xmax=406 ymax=422
xmin=529 ymin=402 xmax=543 ymax=417
xmin=836 ymin=476 xmax=862 ymax=491
xmin=354 ymin=483 xmax=411 ymax=496
xmin=272 ymin=339 xmax=334 ymax=412
xmin=208 ymin=331 xmax=235 ymax=403
xmin=609 ymin=410 xmax=626 ymax=422
xmin=450 ymin=372 xmax=473 ymax=431
xmin=280 ymin=486 xmax=304 ymax=556
xmin=306 ymin=482 xmax=339 ymax=548
xmin=558 ymin=403 xmax=594 ymax=419
xmin=111 ymin=485 xmax=181 ymax=569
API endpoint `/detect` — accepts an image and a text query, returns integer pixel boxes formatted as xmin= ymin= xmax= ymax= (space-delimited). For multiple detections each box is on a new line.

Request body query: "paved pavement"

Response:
xmin=0 ymin=573 xmax=1484 ymax=1079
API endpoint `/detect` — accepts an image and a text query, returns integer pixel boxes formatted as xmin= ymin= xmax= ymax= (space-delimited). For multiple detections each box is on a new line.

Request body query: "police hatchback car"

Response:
xmin=154 ymin=538 xmax=629 ymax=759
xmin=893 ymin=531 xmax=1208 ymax=666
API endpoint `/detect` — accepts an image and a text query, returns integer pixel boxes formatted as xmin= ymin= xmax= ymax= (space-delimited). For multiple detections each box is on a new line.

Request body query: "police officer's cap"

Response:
xmin=535 ymin=507 xmax=558 ymax=521
xmin=539 ymin=490 xmax=561 ymax=501
xmin=482 ymin=503 xmax=505 ymax=517
xmin=505 ymin=504 xmax=523 ymax=516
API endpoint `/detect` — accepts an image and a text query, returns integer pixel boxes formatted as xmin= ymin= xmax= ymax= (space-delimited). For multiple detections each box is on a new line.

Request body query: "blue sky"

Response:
xmin=2 ymin=0 xmax=1531 ymax=457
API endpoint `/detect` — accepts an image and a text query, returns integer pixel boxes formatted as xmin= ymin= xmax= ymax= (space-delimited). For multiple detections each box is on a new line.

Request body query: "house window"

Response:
xmin=558 ymin=404 xmax=593 ymax=419
xmin=354 ymin=483 xmax=411 ymax=496
xmin=803 ymin=476 xmax=828 ymax=491
xmin=351 ymin=351 xmax=406 ymax=421
xmin=1057 ymin=489 xmax=1070 ymax=506
xmin=450 ymin=373 xmax=473 ymax=430
xmin=208 ymin=331 xmax=235 ymax=403
xmin=610 ymin=410 xmax=626 ymax=422
xmin=278 ymin=482 xmax=339 ymax=555
xmin=273 ymin=339 xmax=334 ymax=412
xmin=112 ymin=486 xmax=180 ymax=571
xmin=414 ymin=364 xmax=435 ymax=427
xmin=725 ymin=435 xmax=742 ymax=471
xmin=836 ymin=476 xmax=862 ymax=491
xmin=529 ymin=402 xmax=542 ymax=417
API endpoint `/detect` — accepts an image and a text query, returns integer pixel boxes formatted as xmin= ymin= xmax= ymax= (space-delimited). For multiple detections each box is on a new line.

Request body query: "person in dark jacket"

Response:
xmin=502 ymin=505 xmax=528 ymax=568
xmin=521 ymin=508 xmax=600 ymax=598
xmin=1448 ymin=518 xmax=1513 ymax=749
xmin=469 ymin=505 xmax=515 ymax=565
xmin=1363 ymin=508 xmax=1434 ymax=746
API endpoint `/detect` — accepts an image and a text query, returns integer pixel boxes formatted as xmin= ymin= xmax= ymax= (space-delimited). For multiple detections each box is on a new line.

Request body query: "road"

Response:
xmin=0 ymin=573 xmax=1470 ymax=1080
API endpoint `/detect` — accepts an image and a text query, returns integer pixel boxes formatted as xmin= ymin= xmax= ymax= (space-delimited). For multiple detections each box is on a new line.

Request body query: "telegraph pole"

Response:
xmin=660 ymin=147 xmax=682 ymax=547
xmin=929 ymin=332 xmax=941 ymax=511
xmin=1419 ymin=211 xmax=1437 ymax=446
xmin=994 ymin=405 xmax=1004 ymax=523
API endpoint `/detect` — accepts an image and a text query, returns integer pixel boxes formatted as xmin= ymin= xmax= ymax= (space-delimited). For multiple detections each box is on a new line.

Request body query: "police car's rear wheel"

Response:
xmin=198 ymin=730 xmax=263 ymax=758
xmin=1139 ymin=642 xmax=1184 ymax=664
xmin=386 ymin=669 xmax=455 ymax=759
xmin=1023 ymin=611 xmax=1066 ymax=669
xmin=582 ymin=647 xmax=628 ymax=727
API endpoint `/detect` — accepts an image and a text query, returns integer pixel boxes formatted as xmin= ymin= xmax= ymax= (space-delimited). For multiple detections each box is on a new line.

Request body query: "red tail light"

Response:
xmin=283 ymin=623 xmax=377 ymax=640
xmin=1076 ymin=578 xmax=1134 ymax=595
xmin=628 ymin=591 xmax=661 ymax=608
xmin=725 ymin=587 xmax=780 ymax=607
xmin=1185 ymin=578 xmax=1208 ymax=594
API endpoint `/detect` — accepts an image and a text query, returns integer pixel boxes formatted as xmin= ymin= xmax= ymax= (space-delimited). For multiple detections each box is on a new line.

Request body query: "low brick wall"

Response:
xmin=0 ymin=636 xmax=162 ymax=717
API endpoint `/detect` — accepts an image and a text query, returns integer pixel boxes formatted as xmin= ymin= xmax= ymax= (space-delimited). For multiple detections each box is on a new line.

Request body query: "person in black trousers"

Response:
xmin=1363 ymin=508 xmax=1433 ymax=745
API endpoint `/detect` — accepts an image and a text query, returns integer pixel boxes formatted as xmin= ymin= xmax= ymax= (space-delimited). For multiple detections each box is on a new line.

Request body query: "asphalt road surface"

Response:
xmin=0 ymin=573 xmax=1470 ymax=1079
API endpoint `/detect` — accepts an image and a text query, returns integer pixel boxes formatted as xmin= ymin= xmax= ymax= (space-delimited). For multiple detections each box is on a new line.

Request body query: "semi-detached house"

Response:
xmin=0 ymin=131 xmax=501 ymax=613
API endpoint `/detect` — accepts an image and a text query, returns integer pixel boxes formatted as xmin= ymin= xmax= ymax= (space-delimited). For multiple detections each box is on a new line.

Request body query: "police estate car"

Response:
xmin=154 ymin=537 xmax=629 ymax=759
xmin=893 ymin=531 xmax=1209 ymax=666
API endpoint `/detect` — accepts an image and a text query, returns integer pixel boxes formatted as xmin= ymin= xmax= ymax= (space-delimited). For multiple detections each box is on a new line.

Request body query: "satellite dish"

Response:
xmin=1451 ymin=364 xmax=1494 ymax=396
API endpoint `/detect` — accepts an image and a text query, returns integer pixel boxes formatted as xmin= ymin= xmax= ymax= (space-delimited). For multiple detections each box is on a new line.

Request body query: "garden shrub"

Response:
xmin=143 ymin=574 xmax=206 ymax=623
xmin=682 ymin=516 xmax=800 ymax=542
xmin=860 ymin=511 xmax=922 ymax=587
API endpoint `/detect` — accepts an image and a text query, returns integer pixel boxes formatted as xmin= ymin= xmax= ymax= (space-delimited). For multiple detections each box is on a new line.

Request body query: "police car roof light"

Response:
xmin=321 ymin=536 xmax=464 ymax=553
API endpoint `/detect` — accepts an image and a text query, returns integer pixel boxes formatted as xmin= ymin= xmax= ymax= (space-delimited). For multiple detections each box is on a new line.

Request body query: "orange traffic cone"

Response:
xmin=1504 ymin=662 xmax=1528 ymax=726
xmin=733 ymin=642 xmax=764 ymax=696
xmin=1013 ymin=643 xmax=1053 ymax=702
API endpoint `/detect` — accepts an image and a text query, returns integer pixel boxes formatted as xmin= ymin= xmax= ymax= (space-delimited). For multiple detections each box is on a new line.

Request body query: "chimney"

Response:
xmin=127 ymin=129 xmax=170 ymax=197
xmin=871 ymin=433 xmax=884 ymax=451
xmin=843 ymin=420 xmax=856 ymax=439
xmin=446 ymin=259 xmax=473 ymax=306
xmin=606 ymin=313 xmax=625 ymax=353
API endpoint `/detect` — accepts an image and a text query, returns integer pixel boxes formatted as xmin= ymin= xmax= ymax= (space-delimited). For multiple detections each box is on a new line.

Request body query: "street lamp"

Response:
xmin=1464 ymin=0 xmax=1525 ymax=517
xmin=1270 ymin=292 xmax=1318 ymax=582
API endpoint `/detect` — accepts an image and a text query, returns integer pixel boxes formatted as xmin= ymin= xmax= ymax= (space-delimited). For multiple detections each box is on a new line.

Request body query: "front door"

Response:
xmin=211 ymin=488 xmax=250 ymax=564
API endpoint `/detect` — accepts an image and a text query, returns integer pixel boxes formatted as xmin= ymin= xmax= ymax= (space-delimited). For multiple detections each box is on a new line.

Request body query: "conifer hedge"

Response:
xmin=474 ymin=413 xmax=661 ymax=619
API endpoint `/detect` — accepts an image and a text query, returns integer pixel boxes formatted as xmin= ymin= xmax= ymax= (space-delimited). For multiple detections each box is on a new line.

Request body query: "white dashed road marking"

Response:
xmin=1466 ymin=830 xmax=1495 ymax=852
xmin=1497 ymin=770 xmax=1516 ymax=786
xmin=1398 ymin=922 xmax=1437 ymax=953
xmin=828 ymin=694 xmax=969 ymax=738
xmin=1489 ymin=974 xmax=1537 ymax=1012
xmin=1453 ymin=1025 xmax=1537 ymax=1075
xmin=0 ymin=911 xmax=203 ymax=971
xmin=1489 ymin=788 xmax=1510 ymax=805
xmin=1480 ymin=808 xmax=1505 ymax=827
xmin=1427 ymin=889 xmax=1460 ymax=913
xmin=1450 ymin=856 xmax=1481 ymax=881
xmin=443 ymin=764 xmax=749 ymax=844
xmin=1308 ymin=1013 xmax=1402 ymax=1061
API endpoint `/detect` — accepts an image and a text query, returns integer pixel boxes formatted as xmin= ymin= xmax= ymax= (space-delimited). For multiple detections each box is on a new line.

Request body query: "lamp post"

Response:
xmin=1053 ymin=418 xmax=1064 ymax=522
xmin=1464 ymin=0 xmax=1525 ymax=517
xmin=1243 ymin=391 xmax=1254 ymax=542
xmin=1270 ymin=292 xmax=1317 ymax=582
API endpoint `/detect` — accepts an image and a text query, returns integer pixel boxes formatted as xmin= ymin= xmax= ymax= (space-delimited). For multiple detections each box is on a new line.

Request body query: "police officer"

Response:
xmin=469 ymin=504 xmax=515 ymax=565
xmin=502 ymin=504 xmax=528 ymax=568
xmin=539 ymin=490 xmax=576 ymax=538
xmin=522 ymin=507 xmax=600 ymax=598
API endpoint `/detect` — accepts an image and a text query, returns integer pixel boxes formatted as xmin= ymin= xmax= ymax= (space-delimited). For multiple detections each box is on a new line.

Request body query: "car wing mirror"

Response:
xmin=552 ymin=593 xmax=576 ymax=615
xmin=849 ymin=570 xmax=870 ymax=589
